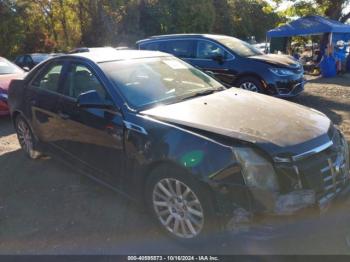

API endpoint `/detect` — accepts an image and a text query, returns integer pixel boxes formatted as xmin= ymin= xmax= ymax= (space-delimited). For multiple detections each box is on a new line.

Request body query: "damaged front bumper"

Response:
xmin=274 ymin=189 xmax=316 ymax=215
xmin=225 ymin=181 xmax=350 ymax=238
xmin=216 ymin=128 xmax=350 ymax=238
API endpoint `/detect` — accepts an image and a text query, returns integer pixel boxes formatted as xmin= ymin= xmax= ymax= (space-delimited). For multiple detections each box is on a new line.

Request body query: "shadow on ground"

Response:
xmin=306 ymin=74 xmax=350 ymax=88
xmin=0 ymin=148 xmax=188 ymax=254
xmin=0 ymin=148 xmax=236 ymax=254
xmin=0 ymin=116 xmax=14 ymax=137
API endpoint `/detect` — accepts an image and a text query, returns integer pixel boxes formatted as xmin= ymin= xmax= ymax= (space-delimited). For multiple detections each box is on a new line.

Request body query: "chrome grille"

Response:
xmin=287 ymin=131 xmax=349 ymax=207
xmin=319 ymin=151 xmax=349 ymax=206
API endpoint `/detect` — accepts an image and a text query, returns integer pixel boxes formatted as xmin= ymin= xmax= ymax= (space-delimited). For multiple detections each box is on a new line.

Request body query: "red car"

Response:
xmin=0 ymin=57 xmax=25 ymax=116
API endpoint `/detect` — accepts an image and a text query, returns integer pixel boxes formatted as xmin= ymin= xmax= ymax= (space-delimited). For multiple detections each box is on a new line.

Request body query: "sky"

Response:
xmin=265 ymin=0 xmax=350 ymax=14
xmin=265 ymin=0 xmax=293 ymax=11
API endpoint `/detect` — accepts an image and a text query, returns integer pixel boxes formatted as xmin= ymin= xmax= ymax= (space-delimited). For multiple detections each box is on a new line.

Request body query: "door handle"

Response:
xmin=58 ymin=111 xmax=70 ymax=120
xmin=30 ymin=99 xmax=37 ymax=106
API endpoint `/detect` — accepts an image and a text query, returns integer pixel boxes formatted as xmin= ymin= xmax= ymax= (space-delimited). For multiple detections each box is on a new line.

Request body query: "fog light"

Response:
xmin=275 ymin=190 xmax=315 ymax=215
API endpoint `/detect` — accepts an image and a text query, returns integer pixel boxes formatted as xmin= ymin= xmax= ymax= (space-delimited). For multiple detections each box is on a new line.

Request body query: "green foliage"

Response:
xmin=228 ymin=0 xmax=281 ymax=41
xmin=212 ymin=0 xmax=235 ymax=35
xmin=0 ymin=0 xmax=282 ymax=58
xmin=281 ymin=1 xmax=322 ymax=18
xmin=139 ymin=0 xmax=215 ymax=35
xmin=271 ymin=0 xmax=350 ymax=22
xmin=0 ymin=0 xmax=25 ymax=57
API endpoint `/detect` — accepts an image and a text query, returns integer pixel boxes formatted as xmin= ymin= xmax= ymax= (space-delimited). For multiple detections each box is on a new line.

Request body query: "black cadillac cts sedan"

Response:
xmin=8 ymin=48 xmax=350 ymax=242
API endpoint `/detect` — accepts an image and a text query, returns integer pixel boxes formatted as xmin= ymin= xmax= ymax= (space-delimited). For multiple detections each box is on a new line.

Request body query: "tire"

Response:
xmin=237 ymin=76 xmax=264 ymax=93
xmin=15 ymin=115 xmax=42 ymax=159
xmin=145 ymin=164 xmax=219 ymax=244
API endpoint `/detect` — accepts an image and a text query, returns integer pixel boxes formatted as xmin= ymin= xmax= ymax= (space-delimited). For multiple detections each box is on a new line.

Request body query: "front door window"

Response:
xmin=64 ymin=64 xmax=107 ymax=99
xmin=196 ymin=40 xmax=228 ymax=59
xmin=32 ymin=63 xmax=63 ymax=93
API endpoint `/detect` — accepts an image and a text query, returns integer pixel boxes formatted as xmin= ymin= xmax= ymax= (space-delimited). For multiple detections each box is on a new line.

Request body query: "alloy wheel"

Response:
xmin=152 ymin=178 xmax=204 ymax=239
xmin=16 ymin=118 xmax=34 ymax=156
xmin=240 ymin=82 xmax=259 ymax=92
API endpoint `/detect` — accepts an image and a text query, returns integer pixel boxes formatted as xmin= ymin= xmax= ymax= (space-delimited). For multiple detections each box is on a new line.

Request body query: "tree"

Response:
xmin=0 ymin=0 xmax=25 ymax=57
xmin=272 ymin=0 xmax=350 ymax=22
xmin=225 ymin=0 xmax=281 ymax=42
xmin=72 ymin=0 xmax=125 ymax=47
xmin=139 ymin=0 xmax=216 ymax=36
xmin=212 ymin=0 xmax=235 ymax=36
xmin=316 ymin=0 xmax=350 ymax=22
xmin=0 ymin=0 xmax=281 ymax=57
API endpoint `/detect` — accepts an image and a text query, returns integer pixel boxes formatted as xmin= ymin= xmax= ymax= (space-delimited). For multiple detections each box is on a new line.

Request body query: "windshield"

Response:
xmin=216 ymin=36 xmax=263 ymax=57
xmin=101 ymin=57 xmax=222 ymax=109
xmin=0 ymin=58 xmax=23 ymax=75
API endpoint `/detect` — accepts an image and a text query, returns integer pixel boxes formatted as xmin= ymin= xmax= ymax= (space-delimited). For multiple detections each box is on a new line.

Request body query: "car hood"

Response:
xmin=0 ymin=73 xmax=25 ymax=91
xmin=141 ymin=89 xmax=332 ymax=157
xmin=249 ymin=54 xmax=300 ymax=69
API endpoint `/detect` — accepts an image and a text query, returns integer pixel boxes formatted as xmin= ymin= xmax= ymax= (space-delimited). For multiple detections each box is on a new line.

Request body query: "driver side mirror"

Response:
xmin=22 ymin=67 xmax=30 ymax=72
xmin=77 ymin=90 xmax=116 ymax=110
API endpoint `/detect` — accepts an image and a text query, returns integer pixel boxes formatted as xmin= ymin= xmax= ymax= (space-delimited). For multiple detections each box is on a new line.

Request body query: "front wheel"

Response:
xmin=237 ymin=77 xmax=264 ymax=93
xmin=15 ymin=116 xmax=42 ymax=159
xmin=146 ymin=165 xmax=219 ymax=243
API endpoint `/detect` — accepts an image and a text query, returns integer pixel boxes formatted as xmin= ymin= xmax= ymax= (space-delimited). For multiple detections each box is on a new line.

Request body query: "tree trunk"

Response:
xmin=58 ymin=0 xmax=70 ymax=47
xmin=340 ymin=12 xmax=350 ymax=23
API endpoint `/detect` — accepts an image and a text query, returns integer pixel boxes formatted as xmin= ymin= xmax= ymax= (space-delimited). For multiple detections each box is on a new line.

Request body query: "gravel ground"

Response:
xmin=0 ymin=74 xmax=349 ymax=255
xmin=291 ymin=74 xmax=350 ymax=141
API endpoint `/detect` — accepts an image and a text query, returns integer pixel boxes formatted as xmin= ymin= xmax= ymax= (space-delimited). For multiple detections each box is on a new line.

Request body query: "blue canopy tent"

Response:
xmin=267 ymin=15 xmax=350 ymax=53
xmin=267 ymin=15 xmax=350 ymax=76
xmin=267 ymin=15 xmax=350 ymax=38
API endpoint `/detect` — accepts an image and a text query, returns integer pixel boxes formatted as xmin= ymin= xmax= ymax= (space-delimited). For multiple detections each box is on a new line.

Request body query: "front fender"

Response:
xmin=123 ymin=114 xmax=239 ymax=197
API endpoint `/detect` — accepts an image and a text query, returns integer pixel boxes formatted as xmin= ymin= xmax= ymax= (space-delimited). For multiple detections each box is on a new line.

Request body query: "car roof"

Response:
xmin=68 ymin=47 xmax=170 ymax=63
xmin=136 ymin=34 xmax=230 ymax=44
xmin=16 ymin=53 xmax=61 ymax=58
xmin=28 ymin=53 xmax=50 ymax=56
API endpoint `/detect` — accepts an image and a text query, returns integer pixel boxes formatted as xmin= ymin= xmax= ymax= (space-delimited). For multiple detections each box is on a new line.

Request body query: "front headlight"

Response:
xmin=269 ymin=68 xmax=295 ymax=76
xmin=233 ymin=147 xmax=279 ymax=192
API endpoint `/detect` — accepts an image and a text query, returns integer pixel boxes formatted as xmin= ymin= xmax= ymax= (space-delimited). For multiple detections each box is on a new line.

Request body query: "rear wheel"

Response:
xmin=237 ymin=77 xmax=264 ymax=93
xmin=146 ymin=165 xmax=219 ymax=243
xmin=15 ymin=116 xmax=42 ymax=159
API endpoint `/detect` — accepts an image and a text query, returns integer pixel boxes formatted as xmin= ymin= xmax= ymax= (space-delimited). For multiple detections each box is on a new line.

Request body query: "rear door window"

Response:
xmin=163 ymin=40 xmax=195 ymax=58
xmin=140 ymin=42 xmax=161 ymax=51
